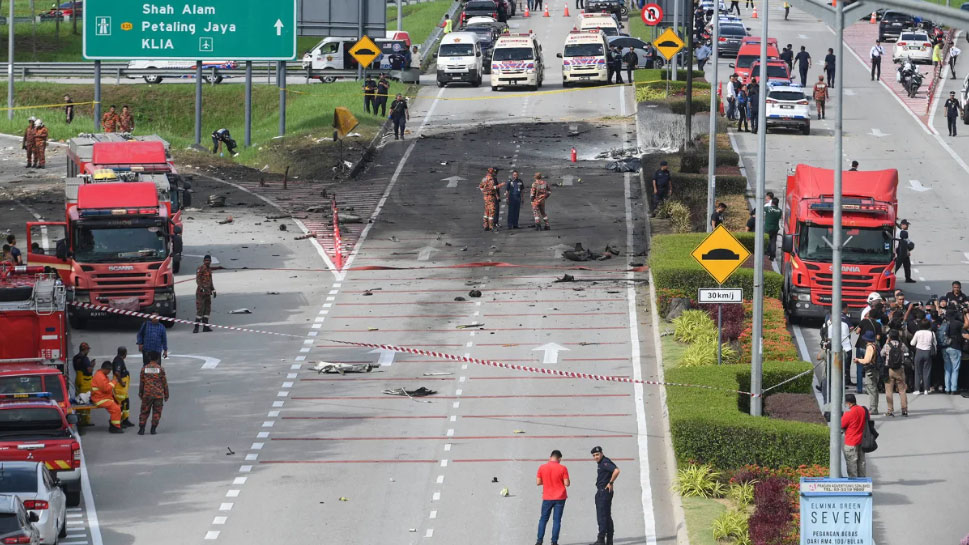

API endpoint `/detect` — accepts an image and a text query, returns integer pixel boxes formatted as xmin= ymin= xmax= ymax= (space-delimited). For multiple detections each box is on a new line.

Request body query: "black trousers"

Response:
xmin=826 ymin=69 xmax=835 ymax=87
xmin=948 ymin=115 xmax=958 ymax=136
xmin=895 ymin=254 xmax=911 ymax=281
xmin=364 ymin=95 xmax=375 ymax=114
xmin=375 ymin=97 xmax=387 ymax=116
xmin=626 ymin=66 xmax=633 ymax=83
xmin=595 ymin=489 xmax=614 ymax=538
xmin=767 ymin=229 xmax=778 ymax=259
xmin=871 ymin=57 xmax=881 ymax=80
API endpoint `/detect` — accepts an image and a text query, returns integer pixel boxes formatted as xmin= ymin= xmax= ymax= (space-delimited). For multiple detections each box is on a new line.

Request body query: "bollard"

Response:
xmin=570 ymin=147 xmax=577 ymax=162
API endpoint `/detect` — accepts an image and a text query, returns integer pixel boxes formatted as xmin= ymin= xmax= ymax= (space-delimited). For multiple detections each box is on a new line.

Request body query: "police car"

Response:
xmin=764 ymin=83 xmax=811 ymax=135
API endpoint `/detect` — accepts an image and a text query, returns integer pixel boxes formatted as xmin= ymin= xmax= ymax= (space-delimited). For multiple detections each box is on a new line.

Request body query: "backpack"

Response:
xmin=886 ymin=341 xmax=904 ymax=370
xmin=860 ymin=408 xmax=879 ymax=453
xmin=906 ymin=240 xmax=915 ymax=251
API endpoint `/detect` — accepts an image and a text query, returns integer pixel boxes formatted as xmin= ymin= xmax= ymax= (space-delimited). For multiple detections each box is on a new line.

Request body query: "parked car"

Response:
xmin=0 ymin=463 xmax=65 ymax=545
xmin=462 ymin=0 xmax=506 ymax=24
xmin=0 ymin=495 xmax=40 ymax=545
xmin=765 ymin=84 xmax=811 ymax=134
xmin=959 ymin=73 xmax=969 ymax=124
xmin=464 ymin=24 xmax=500 ymax=72
xmin=586 ymin=0 xmax=627 ymax=17
xmin=892 ymin=31 xmax=933 ymax=64
xmin=127 ymin=60 xmax=236 ymax=84
xmin=715 ymin=23 xmax=750 ymax=58
xmin=878 ymin=10 xmax=915 ymax=42
xmin=41 ymin=1 xmax=81 ymax=20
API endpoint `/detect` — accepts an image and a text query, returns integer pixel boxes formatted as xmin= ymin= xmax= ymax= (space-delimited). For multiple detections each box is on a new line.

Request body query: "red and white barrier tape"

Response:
xmin=69 ymin=301 xmax=303 ymax=339
xmin=322 ymin=339 xmax=799 ymax=398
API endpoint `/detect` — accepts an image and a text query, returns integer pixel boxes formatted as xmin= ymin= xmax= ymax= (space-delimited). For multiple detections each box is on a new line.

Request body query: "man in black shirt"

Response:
xmin=793 ymin=45 xmax=812 ymax=87
xmin=823 ymin=48 xmax=836 ymax=86
xmin=780 ymin=44 xmax=794 ymax=73
xmin=943 ymin=281 xmax=969 ymax=307
xmin=853 ymin=309 xmax=883 ymax=394
xmin=895 ymin=229 xmax=914 ymax=283
xmin=711 ymin=202 xmax=727 ymax=230
xmin=745 ymin=209 xmax=756 ymax=232
xmin=944 ymin=91 xmax=963 ymax=137
xmin=590 ymin=446 xmax=620 ymax=545
xmin=651 ymin=161 xmax=672 ymax=217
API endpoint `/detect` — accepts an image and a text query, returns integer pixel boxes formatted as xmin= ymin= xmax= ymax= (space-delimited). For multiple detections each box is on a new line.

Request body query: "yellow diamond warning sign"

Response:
xmin=654 ymin=28 xmax=685 ymax=61
xmin=349 ymin=35 xmax=381 ymax=69
xmin=690 ymin=225 xmax=751 ymax=284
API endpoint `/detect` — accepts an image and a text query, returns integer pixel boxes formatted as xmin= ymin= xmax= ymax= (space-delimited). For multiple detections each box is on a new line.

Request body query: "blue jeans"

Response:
xmin=537 ymin=499 xmax=566 ymax=543
xmin=943 ymin=347 xmax=962 ymax=392
xmin=855 ymin=347 xmax=867 ymax=393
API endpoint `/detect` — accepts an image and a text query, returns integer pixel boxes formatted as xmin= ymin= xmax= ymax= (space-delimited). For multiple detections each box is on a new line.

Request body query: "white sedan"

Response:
xmin=0 ymin=463 xmax=66 ymax=544
xmin=892 ymin=31 xmax=934 ymax=64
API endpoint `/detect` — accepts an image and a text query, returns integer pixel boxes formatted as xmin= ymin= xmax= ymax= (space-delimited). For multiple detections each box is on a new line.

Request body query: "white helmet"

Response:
xmin=867 ymin=292 xmax=882 ymax=304
xmin=27 ymin=116 xmax=35 ymax=122
xmin=34 ymin=120 xmax=43 ymax=127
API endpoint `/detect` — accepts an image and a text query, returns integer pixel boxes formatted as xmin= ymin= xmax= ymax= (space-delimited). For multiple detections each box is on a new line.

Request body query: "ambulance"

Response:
xmin=577 ymin=12 xmax=622 ymax=37
xmin=558 ymin=30 xmax=609 ymax=86
xmin=490 ymin=32 xmax=545 ymax=91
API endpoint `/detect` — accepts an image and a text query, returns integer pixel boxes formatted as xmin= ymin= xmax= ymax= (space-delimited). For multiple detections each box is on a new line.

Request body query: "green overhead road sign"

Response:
xmin=83 ymin=0 xmax=297 ymax=60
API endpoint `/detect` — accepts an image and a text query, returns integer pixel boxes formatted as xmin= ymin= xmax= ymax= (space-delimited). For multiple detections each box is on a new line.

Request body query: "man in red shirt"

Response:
xmin=841 ymin=393 xmax=868 ymax=477
xmin=536 ymin=449 xmax=570 ymax=545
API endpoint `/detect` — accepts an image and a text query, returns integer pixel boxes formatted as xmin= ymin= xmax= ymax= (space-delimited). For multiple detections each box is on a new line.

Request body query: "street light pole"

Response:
xmin=706 ymin=0 xmax=720 ymax=232
xmin=750 ymin=0 xmax=769 ymax=417
xmin=828 ymin=0 xmax=846 ymax=479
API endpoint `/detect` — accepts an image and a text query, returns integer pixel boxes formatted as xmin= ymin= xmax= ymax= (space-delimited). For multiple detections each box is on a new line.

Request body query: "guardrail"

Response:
xmin=418 ymin=1 xmax=464 ymax=72
xmin=925 ymin=29 xmax=957 ymax=115
xmin=0 ymin=61 xmax=306 ymax=82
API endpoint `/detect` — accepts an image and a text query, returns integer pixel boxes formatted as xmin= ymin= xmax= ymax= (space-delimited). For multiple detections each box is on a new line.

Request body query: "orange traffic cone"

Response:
xmin=543 ymin=4 xmax=550 ymax=16
xmin=870 ymin=11 xmax=876 ymax=23
xmin=524 ymin=5 xmax=530 ymax=16
xmin=751 ymin=5 xmax=758 ymax=18
xmin=564 ymin=3 xmax=570 ymax=16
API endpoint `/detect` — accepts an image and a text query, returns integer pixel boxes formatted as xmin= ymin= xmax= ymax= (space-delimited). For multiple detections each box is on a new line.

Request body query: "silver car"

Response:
xmin=0 ymin=464 xmax=65 ymax=544
xmin=0 ymin=494 xmax=40 ymax=545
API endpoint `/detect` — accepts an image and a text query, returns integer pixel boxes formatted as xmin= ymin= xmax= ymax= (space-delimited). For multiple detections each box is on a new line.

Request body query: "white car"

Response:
xmin=0 ymin=463 xmax=66 ymax=544
xmin=960 ymin=73 xmax=969 ymax=124
xmin=892 ymin=31 xmax=933 ymax=64
xmin=765 ymin=84 xmax=811 ymax=135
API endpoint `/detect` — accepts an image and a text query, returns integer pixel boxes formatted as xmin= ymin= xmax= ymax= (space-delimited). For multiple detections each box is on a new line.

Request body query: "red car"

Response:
xmin=746 ymin=59 xmax=791 ymax=85
xmin=732 ymin=41 xmax=780 ymax=82
xmin=43 ymin=1 xmax=82 ymax=19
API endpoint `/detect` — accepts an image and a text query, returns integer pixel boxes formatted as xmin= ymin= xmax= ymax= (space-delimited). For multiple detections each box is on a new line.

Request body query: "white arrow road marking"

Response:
xmin=908 ymin=179 xmax=931 ymax=192
xmin=169 ymin=354 xmax=222 ymax=370
xmin=798 ymin=34 xmax=809 ymax=39
xmin=274 ymin=19 xmax=284 ymax=36
xmin=562 ymin=175 xmax=575 ymax=186
xmin=870 ymin=128 xmax=889 ymax=137
xmin=369 ymin=348 xmax=396 ymax=366
xmin=417 ymin=246 xmax=438 ymax=261
xmin=962 ymin=252 xmax=969 ymax=264
xmin=548 ymin=244 xmax=573 ymax=258
xmin=442 ymin=176 xmax=466 ymax=188
xmin=532 ymin=343 xmax=569 ymax=364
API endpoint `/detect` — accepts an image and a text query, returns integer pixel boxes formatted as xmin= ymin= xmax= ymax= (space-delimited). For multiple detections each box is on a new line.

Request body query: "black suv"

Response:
xmin=586 ymin=0 xmax=627 ymax=18
xmin=878 ymin=10 xmax=915 ymax=42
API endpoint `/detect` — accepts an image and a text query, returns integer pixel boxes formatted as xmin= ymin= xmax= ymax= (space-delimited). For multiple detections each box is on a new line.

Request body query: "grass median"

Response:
xmin=0 ymin=80 xmax=409 ymax=177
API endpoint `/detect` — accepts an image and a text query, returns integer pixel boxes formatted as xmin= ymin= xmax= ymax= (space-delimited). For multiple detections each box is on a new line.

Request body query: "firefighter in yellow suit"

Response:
xmin=71 ymin=343 xmax=94 ymax=426
xmin=111 ymin=347 xmax=133 ymax=428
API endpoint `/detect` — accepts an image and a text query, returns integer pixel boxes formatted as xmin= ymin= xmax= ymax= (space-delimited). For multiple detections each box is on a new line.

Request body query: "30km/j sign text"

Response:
xmin=84 ymin=0 xmax=297 ymax=60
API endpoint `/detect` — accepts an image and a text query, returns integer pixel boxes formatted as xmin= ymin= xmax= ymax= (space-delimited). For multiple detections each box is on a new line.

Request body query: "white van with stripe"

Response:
xmin=490 ymin=32 xmax=545 ymax=91
xmin=558 ymin=30 xmax=608 ymax=86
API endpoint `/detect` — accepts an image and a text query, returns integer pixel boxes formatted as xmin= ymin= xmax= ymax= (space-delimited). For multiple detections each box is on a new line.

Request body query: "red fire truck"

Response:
xmin=66 ymin=134 xmax=191 ymax=272
xmin=781 ymin=165 xmax=899 ymax=321
xmin=25 ymin=181 xmax=179 ymax=328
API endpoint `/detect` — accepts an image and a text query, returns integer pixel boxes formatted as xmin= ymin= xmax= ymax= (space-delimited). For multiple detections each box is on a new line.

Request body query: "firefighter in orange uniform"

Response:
xmin=479 ymin=168 xmax=498 ymax=231
xmin=91 ymin=362 xmax=123 ymax=433
xmin=22 ymin=117 xmax=35 ymax=169
xmin=101 ymin=105 xmax=119 ymax=132
xmin=32 ymin=120 xmax=48 ymax=169
xmin=530 ymin=172 xmax=551 ymax=230
xmin=118 ymin=105 xmax=135 ymax=133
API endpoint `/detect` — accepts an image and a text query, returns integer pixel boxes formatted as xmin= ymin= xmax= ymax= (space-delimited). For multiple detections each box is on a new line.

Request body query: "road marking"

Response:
xmin=869 ymin=127 xmax=888 ymax=137
xmin=436 ymin=475 xmax=444 ymax=484
xmin=425 ymin=529 xmax=434 ymax=538
xmin=532 ymin=342 xmax=569 ymax=364
xmin=440 ymin=459 xmax=448 ymax=467
xmin=430 ymin=510 xmax=438 ymax=519
xmin=239 ymin=465 xmax=252 ymax=472
xmin=368 ymin=348 xmax=397 ymax=366
xmin=226 ymin=490 xmax=240 ymax=498
xmin=257 ymin=432 xmax=270 ymax=438
xmin=213 ymin=516 xmax=227 ymax=525
xmin=219 ymin=503 xmax=233 ymax=511
xmin=233 ymin=477 xmax=247 ymax=485
xmin=799 ymin=33 xmax=809 ymax=39
xmin=204 ymin=531 xmax=220 ymax=540
xmin=75 ymin=437 xmax=104 ymax=545
xmin=417 ymin=246 xmax=438 ymax=261
xmin=442 ymin=175 xmax=466 ymax=188
xmin=908 ymin=179 xmax=931 ymax=192
xmin=168 ymin=353 xmax=221 ymax=370
xmin=251 ymin=442 xmax=264 ymax=450
xmin=621 ymin=80 xmax=658 ymax=545
xmin=432 ymin=492 xmax=441 ymax=501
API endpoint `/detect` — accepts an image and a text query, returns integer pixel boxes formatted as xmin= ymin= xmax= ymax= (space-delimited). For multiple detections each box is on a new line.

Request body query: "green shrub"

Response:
xmin=680 ymin=334 xmax=738 ymax=367
xmin=712 ymin=509 xmax=751 ymax=545
xmin=728 ymin=480 xmax=757 ymax=509
xmin=673 ymin=310 xmax=716 ymax=343
xmin=666 ymin=362 xmax=829 ymax=470
xmin=673 ymin=464 xmax=726 ymax=498
xmin=667 ymin=200 xmax=692 ymax=233
xmin=669 ymin=97 xmax=711 ymax=114
xmin=659 ymin=69 xmax=706 ymax=81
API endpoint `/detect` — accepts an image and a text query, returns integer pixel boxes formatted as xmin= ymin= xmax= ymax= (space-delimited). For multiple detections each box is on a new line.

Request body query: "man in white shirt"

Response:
xmin=870 ymin=40 xmax=885 ymax=81
xmin=724 ymin=74 xmax=739 ymax=120
xmin=825 ymin=303 xmax=854 ymax=388
xmin=861 ymin=292 xmax=882 ymax=320
xmin=949 ymin=43 xmax=961 ymax=78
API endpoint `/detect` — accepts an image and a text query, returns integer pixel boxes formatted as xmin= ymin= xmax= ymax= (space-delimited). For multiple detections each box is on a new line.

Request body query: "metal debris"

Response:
xmin=208 ymin=194 xmax=227 ymax=207
xmin=313 ymin=362 xmax=379 ymax=374
xmin=229 ymin=308 xmax=252 ymax=314
xmin=217 ymin=216 xmax=234 ymax=225
xmin=456 ymin=323 xmax=485 ymax=329
xmin=553 ymin=274 xmax=575 ymax=283
xmin=468 ymin=289 xmax=482 ymax=297
xmin=382 ymin=387 xmax=437 ymax=397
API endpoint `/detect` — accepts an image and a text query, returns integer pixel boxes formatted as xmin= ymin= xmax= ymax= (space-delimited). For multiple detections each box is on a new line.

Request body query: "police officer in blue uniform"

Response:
xmin=591 ymin=446 xmax=620 ymax=545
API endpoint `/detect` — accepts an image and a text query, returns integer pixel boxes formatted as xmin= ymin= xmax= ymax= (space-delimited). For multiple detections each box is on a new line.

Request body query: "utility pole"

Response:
xmin=705 ymin=0 xmax=719 ymax=231
xmin=828 ymin=0 xmax=846 ymax=479
xmin=7 ymin=0 xmax=13 ymax=120
xmin=397 ymin=0 xmax=402 ymax=31
xmin=684 ymin=0 xmax=694 ymax=145
xmin=750 ymin=0 xmax=770 ymax=416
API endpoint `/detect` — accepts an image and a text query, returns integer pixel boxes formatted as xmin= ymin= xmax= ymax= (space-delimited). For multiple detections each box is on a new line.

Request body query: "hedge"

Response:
xmin=666 ymin=362 xmax=828 ymax=470
xmin=650 ymin=233 xmax=784 ymax=300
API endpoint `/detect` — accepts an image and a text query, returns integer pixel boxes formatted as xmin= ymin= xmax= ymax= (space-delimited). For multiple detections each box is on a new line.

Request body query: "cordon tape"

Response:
xmin=68 ymin=301 xmax=816 ymax=398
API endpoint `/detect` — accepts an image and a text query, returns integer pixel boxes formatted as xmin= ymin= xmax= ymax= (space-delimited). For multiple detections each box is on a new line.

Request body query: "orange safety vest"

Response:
xmin=90 ymin=371 xmax=116 ymax=405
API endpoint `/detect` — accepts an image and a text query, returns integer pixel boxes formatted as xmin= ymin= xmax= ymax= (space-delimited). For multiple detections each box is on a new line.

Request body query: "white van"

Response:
xmin=127 ymin=60 xmax=236 ymax=84
xmin=578 ymin=13 xmax=621 ymax=37
xmin=300 ymin=37 xmax=411 ymax=82
xmin=491 ymin=33 xmax=544 ymax=91
xmin=437 ymin=32 xmax=484 ymax=87
xmin=558 ymin=30 xmax=608 ymax=86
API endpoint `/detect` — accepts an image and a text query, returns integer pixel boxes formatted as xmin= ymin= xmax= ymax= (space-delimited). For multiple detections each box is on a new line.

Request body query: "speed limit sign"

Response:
xmin=641 ymin=3 xmax=663 ymax=26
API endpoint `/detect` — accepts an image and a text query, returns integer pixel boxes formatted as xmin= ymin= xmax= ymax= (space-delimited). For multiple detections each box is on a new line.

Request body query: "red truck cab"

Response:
xmin=25 ymin=182 xmax=177 ymax=328
xmin=0 ymin=393 xmax=81 ymax=507
xmin=781 ymin=165 xmax=899 ymax=321
xmin=732 ymin=40 xmax=780 ymax=83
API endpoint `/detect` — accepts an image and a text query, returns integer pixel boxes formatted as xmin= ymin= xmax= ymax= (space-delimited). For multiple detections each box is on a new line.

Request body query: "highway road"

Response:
xmin=1 ymin=7 xmax=678 ymax=545
xmin=711 ymin=4 xmax=969 ymax=545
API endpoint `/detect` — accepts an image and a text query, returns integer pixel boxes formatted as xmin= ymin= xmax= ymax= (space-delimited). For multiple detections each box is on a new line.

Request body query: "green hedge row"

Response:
xmin=650 ymin=233 xmax=783 ymax=299
xmin=666 ymin=362 xmax=828 ymax=469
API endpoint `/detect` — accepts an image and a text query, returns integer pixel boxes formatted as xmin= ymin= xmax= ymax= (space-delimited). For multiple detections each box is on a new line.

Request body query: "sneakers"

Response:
xmin=885 ymin=412 xmax=894 ymax=417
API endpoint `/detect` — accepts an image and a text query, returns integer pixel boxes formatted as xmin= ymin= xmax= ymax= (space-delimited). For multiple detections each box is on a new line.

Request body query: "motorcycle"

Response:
xmin=896 ymin=60 xmax=924 ymax=98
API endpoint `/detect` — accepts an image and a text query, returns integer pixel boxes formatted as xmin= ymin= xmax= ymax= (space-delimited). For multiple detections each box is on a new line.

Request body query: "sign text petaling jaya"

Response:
xmin=141 ymin=4 xmax=234 ymax=49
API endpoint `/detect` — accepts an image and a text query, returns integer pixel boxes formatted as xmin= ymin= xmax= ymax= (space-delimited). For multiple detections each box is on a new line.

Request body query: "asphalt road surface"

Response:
xmin=712 ymin=4 xmax=969 ymax=545
xmin=2 ymin=9 xmax=679 ymax=545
